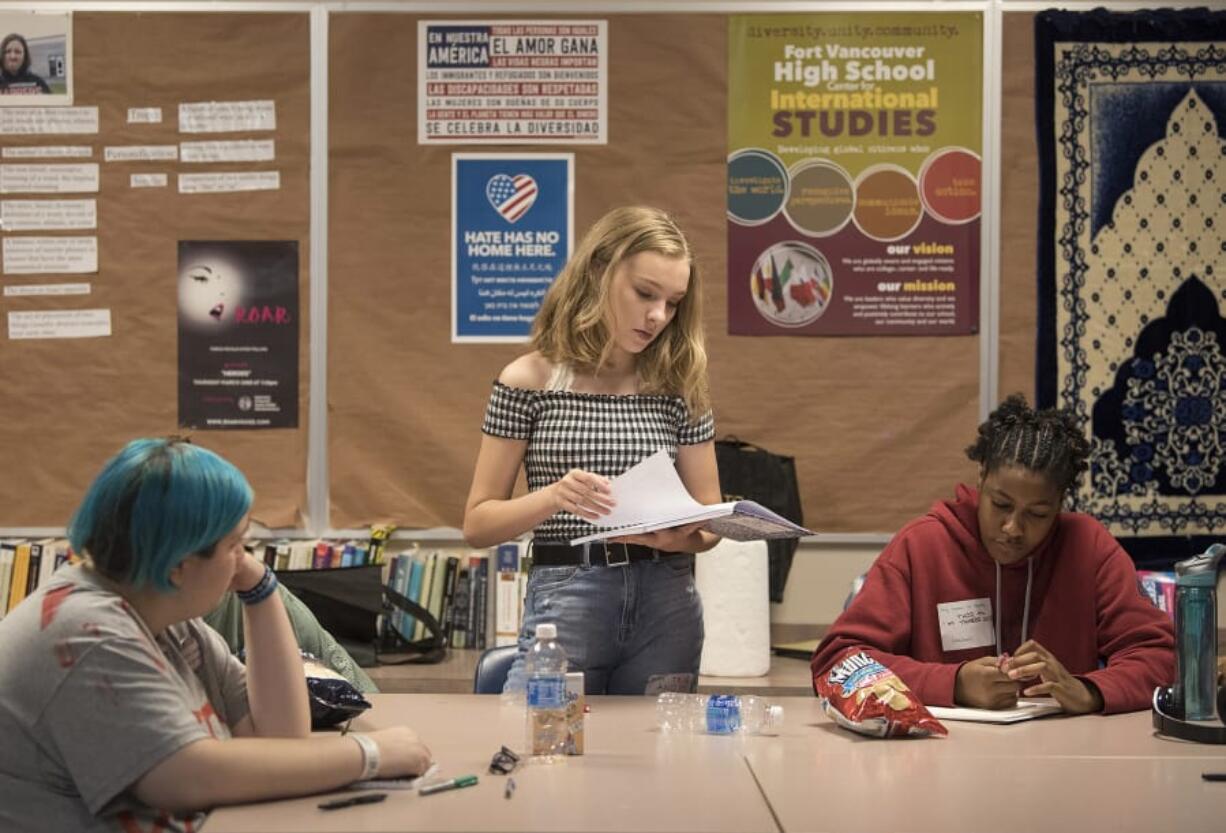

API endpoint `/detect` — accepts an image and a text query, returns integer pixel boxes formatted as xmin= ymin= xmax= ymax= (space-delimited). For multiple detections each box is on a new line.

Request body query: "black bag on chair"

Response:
xmin=714 ymin=438 xmax=804 ymax=603
xmin=278 ymin=565 xmax=446 ymax=665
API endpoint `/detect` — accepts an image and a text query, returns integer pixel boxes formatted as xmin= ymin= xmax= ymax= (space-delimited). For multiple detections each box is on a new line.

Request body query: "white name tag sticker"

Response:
xmin=937 ymin=598 xmax=995 ymax=652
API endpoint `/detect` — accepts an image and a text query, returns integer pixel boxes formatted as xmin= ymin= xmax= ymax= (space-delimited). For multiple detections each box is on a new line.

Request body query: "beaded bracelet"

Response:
xmin=235 ymin=563 xmax=278 ymax=605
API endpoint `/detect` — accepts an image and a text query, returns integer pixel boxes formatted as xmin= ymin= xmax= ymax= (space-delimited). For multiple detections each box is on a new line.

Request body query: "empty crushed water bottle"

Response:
xmin=501 ymin=673 xmax=526 ymax=709
xmin=656 ymin=692 xmax=784 ymax=735
xmin=525 ymin=623 xmax=569 ymax=761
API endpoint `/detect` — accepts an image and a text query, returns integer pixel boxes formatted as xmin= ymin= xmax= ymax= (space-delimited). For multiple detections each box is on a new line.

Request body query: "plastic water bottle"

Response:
xmin=1173 ymin=544 xmax=1224 ymax=721
xmin=525 ymin=623 xmax=569 ymax=760
xmin=656 ymin=693 xmax=783 ymax=735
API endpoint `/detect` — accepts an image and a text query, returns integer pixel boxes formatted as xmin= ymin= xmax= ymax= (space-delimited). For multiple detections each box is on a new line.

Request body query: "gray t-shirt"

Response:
xmin=0 ymin=565 xmax=250 ymax=832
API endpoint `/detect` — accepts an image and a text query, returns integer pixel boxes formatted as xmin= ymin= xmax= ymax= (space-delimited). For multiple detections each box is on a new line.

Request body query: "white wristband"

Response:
xmin=351 ymin=733 xmax=380 ymax=781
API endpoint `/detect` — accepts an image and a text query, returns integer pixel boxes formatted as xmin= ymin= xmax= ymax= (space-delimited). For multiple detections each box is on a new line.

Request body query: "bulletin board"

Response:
xmin=327 ymin=12 xmax=984 ymax=534
xmin=0 ymin=12 xmax=311 ymax=528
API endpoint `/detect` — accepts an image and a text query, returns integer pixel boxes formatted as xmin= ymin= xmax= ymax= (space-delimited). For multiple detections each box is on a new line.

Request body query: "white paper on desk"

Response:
xmin=926 ymin=698 xmax=1063 ymax=724
xmin=348 ymin=762 xmax=440 ymax=791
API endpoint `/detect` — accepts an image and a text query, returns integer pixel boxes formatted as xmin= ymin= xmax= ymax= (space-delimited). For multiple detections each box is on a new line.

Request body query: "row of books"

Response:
xmin=385 ymin=542 xmax=528 ymax=651
xmin=253 ymin=538 xmax=388 ymax=572
xmin=1 ymin=533 xmax=532 ymax=657
xmin=0 ymin=539 xmax=77 ymax=618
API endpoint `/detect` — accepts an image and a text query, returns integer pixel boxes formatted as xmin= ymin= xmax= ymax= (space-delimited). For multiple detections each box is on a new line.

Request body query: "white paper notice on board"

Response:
xmin=418 ymin=20 xmax=608 ymax=144
xmin=0 ymin=107 xmax=99 ymax=135
xmin=3 ymin=236 xmax=97 ymax=274
xmin=2 ymin=146 xmax=92 ymax=159
xmin=178 ymin=100 xmax=276 ymax=133
xmin=130 ymin=173 xmax=168 ymax=188
xmin=1 ymin=199 xmax=96 ymax=231
xmin=178 ymin=171 xmax=280 ymax=194
xmin=8 ymin=308 xmax=110 ymax=340
xmin=104 ymin=145 xmax=178 ymax=162
xmin=4 ymin=282 xmax=91 ymax=297
xmin=180 ymin=139 xmax=275 ymax=163
xmin=0 ymin=163 xmax=99 ymax=194
xmin=128 ymin=107 xmax=163 ymax=124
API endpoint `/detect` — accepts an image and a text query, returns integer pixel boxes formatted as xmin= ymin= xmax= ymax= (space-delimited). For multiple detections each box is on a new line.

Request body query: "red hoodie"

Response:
xmin=811 ymin=485 xmax=1175 ymax=714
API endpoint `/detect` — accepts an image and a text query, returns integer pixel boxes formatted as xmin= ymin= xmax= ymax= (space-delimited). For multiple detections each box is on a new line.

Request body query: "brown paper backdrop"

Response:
xmin=0 ymin=13 xmax=310 ymax=528
xmin=999 ymin=14 xmax=1039 ymax=408
xmin=328 ymin=13 xmax=983 ymax=534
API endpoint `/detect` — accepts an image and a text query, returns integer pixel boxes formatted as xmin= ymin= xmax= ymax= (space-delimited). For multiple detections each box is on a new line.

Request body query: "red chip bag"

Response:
xmin=816 ymin=649 xmax=947 ymax=738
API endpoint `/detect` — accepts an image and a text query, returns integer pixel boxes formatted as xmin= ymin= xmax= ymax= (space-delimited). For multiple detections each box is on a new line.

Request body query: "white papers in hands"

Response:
xmin=925 ymin=698 xmax=1063 ymax=724
xmin=568 ymin=449 xmax=812 ymax=545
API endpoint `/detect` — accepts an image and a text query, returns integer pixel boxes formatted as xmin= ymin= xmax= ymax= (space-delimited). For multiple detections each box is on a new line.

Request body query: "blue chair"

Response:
xmin=473 ymin=644 xmax=519 ymax=694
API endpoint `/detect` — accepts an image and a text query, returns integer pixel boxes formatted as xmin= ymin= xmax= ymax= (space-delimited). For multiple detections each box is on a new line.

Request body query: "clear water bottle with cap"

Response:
xmin=525 ymin=622 xmax=569 ymax=761
xmin=656 ymin=692 xmax=784 ymax=735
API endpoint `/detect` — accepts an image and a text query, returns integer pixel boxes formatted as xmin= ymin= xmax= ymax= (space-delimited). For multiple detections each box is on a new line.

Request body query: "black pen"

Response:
xmin=1203 ymin=773 xmax=1226 ymax=782
xmin=318 ymin=792 xmax=388 ymax=810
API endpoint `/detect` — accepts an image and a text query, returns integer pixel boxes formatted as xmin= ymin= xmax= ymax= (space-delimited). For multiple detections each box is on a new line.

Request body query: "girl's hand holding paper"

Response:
xmin=611 ymin=522 xmax=705 ymax=552
xmin=551 ymin=468 xmax=615 ymax=520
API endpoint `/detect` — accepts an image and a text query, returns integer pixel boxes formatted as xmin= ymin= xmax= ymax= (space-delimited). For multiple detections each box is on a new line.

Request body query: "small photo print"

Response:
xmin=0 ymin=11 xmax=72 ymax=105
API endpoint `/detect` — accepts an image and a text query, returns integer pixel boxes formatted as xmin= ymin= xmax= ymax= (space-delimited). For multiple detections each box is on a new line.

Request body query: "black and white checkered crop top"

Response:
xmin=480 ymin=373 xmax=715 ymax=543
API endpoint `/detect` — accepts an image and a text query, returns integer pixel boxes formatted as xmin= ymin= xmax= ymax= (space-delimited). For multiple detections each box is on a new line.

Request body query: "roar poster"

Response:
xmin=177 ymin=240 xmax=298 ymax=429
xmin=728 ymin=13 xmax=982 ymax=336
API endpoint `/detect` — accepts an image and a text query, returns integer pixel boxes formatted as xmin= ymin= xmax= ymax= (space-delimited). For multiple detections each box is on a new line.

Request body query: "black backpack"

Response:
xmin=714 ymin=437 xmax=805 ymax=603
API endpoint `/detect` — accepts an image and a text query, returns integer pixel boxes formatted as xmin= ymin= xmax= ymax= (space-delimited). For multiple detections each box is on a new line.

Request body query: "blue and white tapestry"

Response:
xmin=1036 ymin=8 xmax=1226 ymax=565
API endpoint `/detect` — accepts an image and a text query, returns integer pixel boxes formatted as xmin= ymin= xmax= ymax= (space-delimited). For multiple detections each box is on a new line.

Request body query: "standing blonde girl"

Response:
xmin=464 ymin=206 xmax=721 ymax=695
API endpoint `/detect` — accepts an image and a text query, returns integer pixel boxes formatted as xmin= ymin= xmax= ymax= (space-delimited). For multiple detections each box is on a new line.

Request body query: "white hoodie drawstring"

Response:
xmin=995 ymin=561 xmax=1001 ymax=657
xmin=995 ymin=558 xmax=1035 ymax=656
xmin=1021 ymin=558 xmax=1033 ymax=650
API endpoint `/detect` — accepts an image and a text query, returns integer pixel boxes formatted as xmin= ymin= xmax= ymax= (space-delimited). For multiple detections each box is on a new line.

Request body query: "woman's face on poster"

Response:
xmin=3 ymin=39 xmax=25 ymax=74
xmin=178 ymin=259 xmax=245 ymax=331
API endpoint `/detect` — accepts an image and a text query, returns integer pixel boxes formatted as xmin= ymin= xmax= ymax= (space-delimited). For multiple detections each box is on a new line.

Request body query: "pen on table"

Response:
xmin=419 ymin=774 xmax=479 ymax=796
xmin=318 ymin=792 xmax=387 ymax=810
xmin=505 ymin=777 xmax=516 ymax=800
xmin=1203 ymin=773 xmax=1226 ymax=782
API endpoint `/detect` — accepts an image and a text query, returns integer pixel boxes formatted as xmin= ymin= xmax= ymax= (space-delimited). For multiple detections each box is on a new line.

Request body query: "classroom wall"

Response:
xmin=3 ymin=4 xmax=1212 ymax=631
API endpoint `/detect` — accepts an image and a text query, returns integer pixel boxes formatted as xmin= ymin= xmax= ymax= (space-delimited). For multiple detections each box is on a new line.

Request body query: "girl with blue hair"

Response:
xmin=0 ymin=438 xmax=431 ymax=833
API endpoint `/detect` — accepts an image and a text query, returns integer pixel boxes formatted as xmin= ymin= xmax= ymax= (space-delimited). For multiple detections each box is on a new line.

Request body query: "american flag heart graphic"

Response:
xmin=485 ymin=173 xmax=538 ymax=223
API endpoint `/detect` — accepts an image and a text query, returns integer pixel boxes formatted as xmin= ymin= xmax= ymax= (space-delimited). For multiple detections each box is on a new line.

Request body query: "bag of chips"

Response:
xmin=816 ymin=649 xmax=947 ymax=738
xmin=303 ymin=654 xmax=372 ymax=729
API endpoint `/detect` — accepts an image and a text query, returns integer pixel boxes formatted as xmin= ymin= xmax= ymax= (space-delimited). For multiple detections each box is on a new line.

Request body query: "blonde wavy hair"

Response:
xmin=531 ymin=206 xmax=710 ymax=417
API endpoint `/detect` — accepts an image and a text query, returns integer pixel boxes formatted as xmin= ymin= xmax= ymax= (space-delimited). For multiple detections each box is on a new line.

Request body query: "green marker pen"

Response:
xmin=419 ymin=775 xmax=479 ymax=796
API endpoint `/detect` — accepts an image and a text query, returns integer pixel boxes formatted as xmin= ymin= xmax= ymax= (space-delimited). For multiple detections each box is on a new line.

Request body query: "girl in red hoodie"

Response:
xmin=812 ymin=395 xmax=1175 ymax=714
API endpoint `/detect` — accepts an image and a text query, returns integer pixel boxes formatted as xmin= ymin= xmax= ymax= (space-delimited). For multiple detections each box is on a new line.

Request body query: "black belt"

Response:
xmin=531 ymin=541 xmax=685 ymax=568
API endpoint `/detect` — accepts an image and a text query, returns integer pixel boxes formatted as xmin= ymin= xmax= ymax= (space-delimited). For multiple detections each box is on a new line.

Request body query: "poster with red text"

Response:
xmin=728 ymin=13 xmax=982 ymax=336
xmin=178 ymin=240 xmax=298 ymax=429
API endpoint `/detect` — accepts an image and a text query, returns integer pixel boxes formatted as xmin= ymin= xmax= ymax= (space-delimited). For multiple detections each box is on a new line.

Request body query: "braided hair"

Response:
xmin=965 ymin=394 xmax=1090 ymax=496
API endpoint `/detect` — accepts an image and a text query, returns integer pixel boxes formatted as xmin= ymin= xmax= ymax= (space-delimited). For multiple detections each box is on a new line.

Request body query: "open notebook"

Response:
xmin=926 ymin=699 xmax=1063 ymax=724
xmin=569 ymin=449 xmax=812 ymax=545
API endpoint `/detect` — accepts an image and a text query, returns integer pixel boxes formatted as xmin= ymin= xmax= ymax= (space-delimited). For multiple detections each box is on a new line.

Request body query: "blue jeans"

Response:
xmin=504 ymin=554 xmax=704 ymax=695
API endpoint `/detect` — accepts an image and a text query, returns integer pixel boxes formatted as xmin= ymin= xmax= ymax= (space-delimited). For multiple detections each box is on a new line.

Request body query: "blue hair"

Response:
xmin=68 ymin=438 xmax=253 ymax=591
